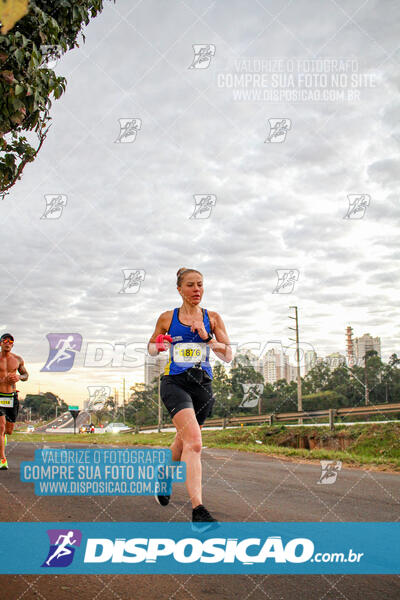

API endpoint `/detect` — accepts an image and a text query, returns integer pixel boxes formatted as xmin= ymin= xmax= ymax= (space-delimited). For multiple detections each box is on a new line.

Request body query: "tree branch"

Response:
xmin=1 ymin=124 xmax=50 ymax=192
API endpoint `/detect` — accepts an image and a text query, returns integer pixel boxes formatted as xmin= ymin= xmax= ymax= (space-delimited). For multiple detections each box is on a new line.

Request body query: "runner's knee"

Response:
xmin=183 ymin=437 xmax=202 ymax=454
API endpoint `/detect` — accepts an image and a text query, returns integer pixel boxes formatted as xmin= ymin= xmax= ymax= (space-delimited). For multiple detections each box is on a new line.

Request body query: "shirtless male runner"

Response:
xmin=0 ymin=333 xmax=29 ymax=470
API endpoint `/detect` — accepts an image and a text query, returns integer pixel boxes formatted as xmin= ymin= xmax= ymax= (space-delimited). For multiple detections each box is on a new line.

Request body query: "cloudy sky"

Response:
xmin=1 ymin=0 xmax=399 ymax=405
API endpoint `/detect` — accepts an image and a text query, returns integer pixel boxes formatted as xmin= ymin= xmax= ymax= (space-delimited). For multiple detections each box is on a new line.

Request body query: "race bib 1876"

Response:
xmin=173 ymin=343 xmax=207 ymax=363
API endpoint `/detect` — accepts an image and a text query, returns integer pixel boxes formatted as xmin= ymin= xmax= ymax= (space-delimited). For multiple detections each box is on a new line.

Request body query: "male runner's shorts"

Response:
xmin=160 ymin=368 xmax=215 ymax=425
xmin=0 ymin=392 xmax=19 ymax=423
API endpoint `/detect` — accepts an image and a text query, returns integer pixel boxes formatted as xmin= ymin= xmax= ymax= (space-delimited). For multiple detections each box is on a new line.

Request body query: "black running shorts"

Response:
xmin=0 ymin=392 xmax=19 ymax=423
xmin=160 ymin=368 xmax=215 ymax=425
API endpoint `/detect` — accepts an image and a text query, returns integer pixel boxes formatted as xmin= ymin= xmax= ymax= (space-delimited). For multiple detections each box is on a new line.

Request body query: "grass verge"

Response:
xmin=11 ymin=422 xmax=400 ymax=472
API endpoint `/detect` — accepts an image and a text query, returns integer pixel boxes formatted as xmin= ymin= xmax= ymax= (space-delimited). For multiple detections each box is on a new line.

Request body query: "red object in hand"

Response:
xmin=155 ymin=334 xmax=173 ymax=352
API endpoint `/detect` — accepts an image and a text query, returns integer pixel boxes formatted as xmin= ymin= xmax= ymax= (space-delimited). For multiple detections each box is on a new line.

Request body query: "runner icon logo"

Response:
xmin=239 ymin=383 xmax=264 ymax=408
xmin=87 ymin=386 xmax=111 ymax=411
xmin=272 ymin=269 xmax=299 ymax=294
xmin=42 ymin=529 xmax=82 ymax=568
xmin=188 ymin=45 xmax=216 ymax=69
xmin=189 ymin=195 xmax=217 ymax=219
xmin=119 ymin=269 xmax=146 ymax=294
xmin=114 ymin=118 xmax=142 ymax=143
xmin=41 ymin=333 xmax=82 ymax=372
xmin=317 ymin=460 xmax=342 ymax=485
xmin=344 ymin=194 xmax=370 ymax=219
xmin=41 ymin=194 xmax=67 ymax=219
xmin=265 ymin=119 xmax=292 ymax=143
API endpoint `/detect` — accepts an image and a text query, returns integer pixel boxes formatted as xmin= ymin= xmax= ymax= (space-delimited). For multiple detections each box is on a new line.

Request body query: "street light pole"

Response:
xmin=289 ymin=306 xmax=303 ymax=424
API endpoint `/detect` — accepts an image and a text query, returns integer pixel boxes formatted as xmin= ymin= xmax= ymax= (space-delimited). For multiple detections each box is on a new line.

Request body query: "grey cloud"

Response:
xmin=367 ymin=158 xmax=400 ymax=184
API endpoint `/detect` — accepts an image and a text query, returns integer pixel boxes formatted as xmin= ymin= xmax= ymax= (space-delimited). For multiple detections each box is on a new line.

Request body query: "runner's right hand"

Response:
xmin=155 ymin=334 xmax=173 ymax=352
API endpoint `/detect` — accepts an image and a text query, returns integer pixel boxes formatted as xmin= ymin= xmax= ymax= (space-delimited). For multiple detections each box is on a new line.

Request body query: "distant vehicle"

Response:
xmin=104 ymin=422 xmax=130 ymax=434
xmin=27 ymin=425 xmax=34 ymax=433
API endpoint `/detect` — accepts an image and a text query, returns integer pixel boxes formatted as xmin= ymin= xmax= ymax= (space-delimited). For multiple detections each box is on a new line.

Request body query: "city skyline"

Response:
xmin=14 ymin=327 xmax=392 ymax=405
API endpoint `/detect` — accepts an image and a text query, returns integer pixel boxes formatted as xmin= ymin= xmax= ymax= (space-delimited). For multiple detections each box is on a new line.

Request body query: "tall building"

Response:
xmin=288 ymin=364 xmax=297 ymax=383
xmin=304 ymin=350 xmax=317 ymax=375
xmin=326 ymin=352 xmax=346 ymax=370
xmin=354 ymin=333 xmax=381 ymax=365
xmin=346 ymin=326 xmax=355 ymax=367
xmin=258 ymin=348 xmax=295 ymax=384
xmin=144 ymin=353 xmax=168 ymax=386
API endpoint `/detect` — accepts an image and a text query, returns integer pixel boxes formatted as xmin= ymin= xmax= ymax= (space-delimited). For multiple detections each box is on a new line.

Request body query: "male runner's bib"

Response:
xmin=164 ymin=307 xmax=213 ymax=379
xmin=0 ymin=392 xmax=14 ymax=407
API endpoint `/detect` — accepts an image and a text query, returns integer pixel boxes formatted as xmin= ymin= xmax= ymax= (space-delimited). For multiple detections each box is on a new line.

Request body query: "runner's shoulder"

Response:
xmin=159 ymin=310 xmax=174 ymax=328
xmin=205 ymin=310 xmax=220 ymax=330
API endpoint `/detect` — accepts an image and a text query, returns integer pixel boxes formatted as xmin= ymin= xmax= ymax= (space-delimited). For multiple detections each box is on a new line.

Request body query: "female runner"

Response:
xmin=148 ymin=268 xmax=232 ymax=526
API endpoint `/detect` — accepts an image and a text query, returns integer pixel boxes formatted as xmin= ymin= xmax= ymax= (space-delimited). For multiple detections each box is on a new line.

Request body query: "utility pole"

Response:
xmin=123 ymin=378 xmax=126 ymax=423
xmin=364 ymin=354 xmax=370 ymax=405
xmin=289 ymin=306 xmax=303 ymax=424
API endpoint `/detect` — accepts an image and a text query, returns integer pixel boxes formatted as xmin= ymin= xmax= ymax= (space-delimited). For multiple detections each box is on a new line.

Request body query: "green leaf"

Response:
xmin=14 ymin=83 xmax=24 ymax=95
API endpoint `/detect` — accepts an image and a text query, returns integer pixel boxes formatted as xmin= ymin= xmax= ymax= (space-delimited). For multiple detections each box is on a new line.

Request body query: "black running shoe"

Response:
xmin=192 ymin=504 xmax=219 ymax=532
xmin=155 ymin=494 xmax=170 ymax=507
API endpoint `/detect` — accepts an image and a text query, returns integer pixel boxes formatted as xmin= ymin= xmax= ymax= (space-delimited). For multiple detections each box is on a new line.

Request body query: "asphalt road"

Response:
xmin=0 ymin=441 xmax=399 ymax=600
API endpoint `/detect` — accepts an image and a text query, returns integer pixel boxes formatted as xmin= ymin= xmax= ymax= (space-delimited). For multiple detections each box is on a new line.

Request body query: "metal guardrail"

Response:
xmin=125 ymin=402 xmax=400 ymax=433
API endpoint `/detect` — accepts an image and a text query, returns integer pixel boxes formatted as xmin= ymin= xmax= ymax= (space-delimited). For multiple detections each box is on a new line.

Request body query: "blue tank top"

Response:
xmin=164 ymin=307 xmax=213 ymax=379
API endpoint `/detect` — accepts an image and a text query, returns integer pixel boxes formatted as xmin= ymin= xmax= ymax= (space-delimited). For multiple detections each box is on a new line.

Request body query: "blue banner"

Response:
xmin=0 ymin=523 xmax=398 ymax=574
